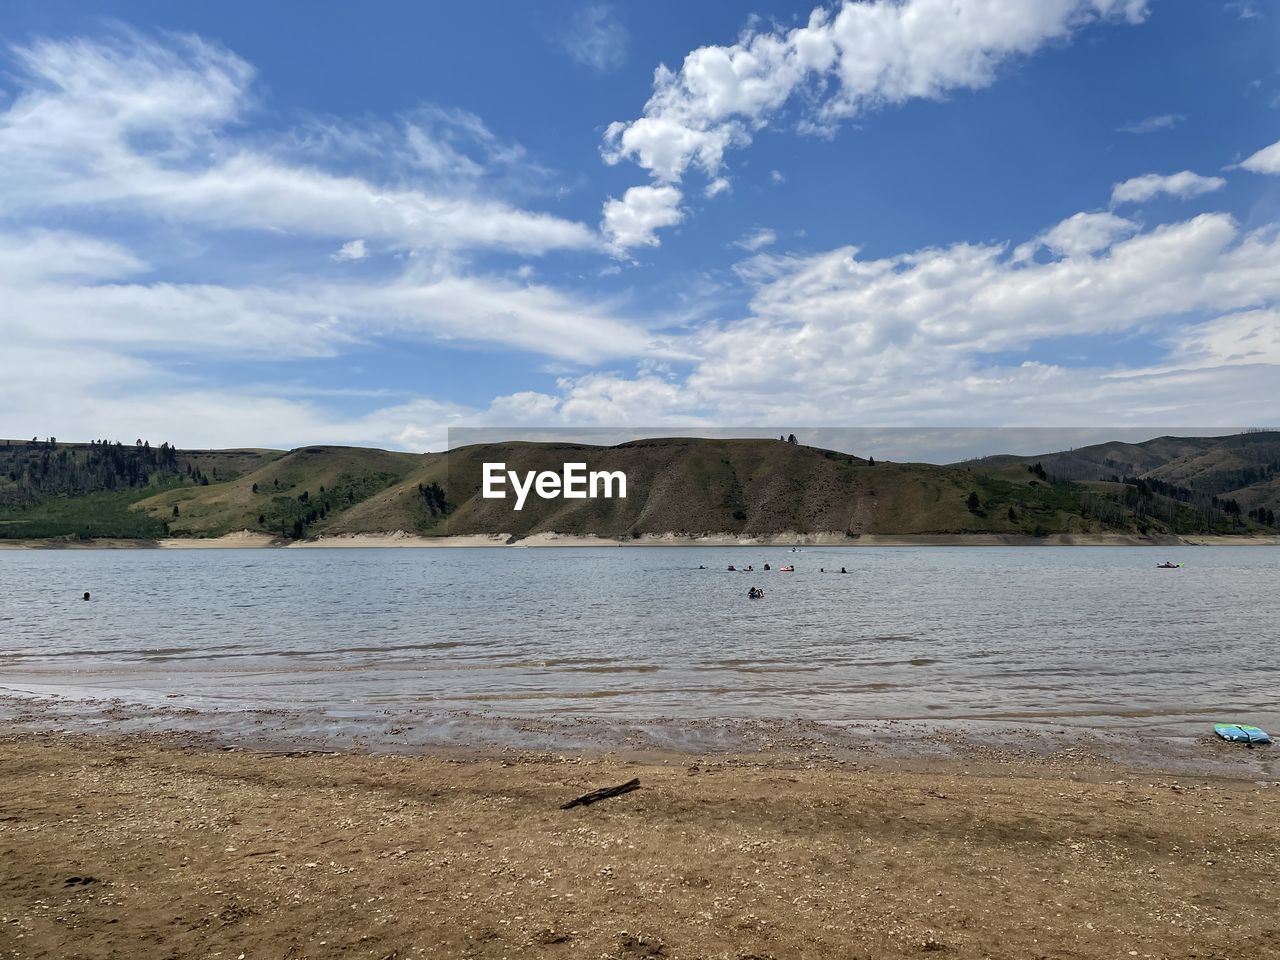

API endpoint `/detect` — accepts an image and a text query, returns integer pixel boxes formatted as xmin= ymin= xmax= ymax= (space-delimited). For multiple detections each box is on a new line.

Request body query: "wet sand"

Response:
xmin=2 ymin=730 xmax=1278 ymax=960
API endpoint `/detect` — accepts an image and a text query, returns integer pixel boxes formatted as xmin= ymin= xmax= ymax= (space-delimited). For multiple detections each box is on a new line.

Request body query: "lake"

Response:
xmin=1 ymin=545 xmax=1277 ymax=753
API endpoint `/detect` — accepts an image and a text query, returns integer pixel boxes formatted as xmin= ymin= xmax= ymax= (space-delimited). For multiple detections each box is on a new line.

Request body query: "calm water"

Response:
xmin=1 ymin=546 xmax=1277 ymax=741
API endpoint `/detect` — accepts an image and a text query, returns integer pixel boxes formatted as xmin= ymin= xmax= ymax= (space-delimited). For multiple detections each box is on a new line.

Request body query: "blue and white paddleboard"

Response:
xmin=1214 ymin=723 xmax=1272 ymax=745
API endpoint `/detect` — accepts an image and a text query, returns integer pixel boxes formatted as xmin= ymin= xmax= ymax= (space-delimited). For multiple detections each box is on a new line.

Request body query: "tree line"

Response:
xmin=0 ymin=437 xmax=184 ymax=506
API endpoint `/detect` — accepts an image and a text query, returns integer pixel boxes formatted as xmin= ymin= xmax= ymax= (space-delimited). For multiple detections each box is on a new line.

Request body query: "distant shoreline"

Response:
xmin=3 ymin=530 xmax=1279 ymax=549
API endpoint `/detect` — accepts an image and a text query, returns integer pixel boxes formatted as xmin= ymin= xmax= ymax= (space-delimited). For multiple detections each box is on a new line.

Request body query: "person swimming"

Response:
xmin=82 ymin=592 xmax=91 ymax=601
xmin=840 ymin=567 xmax=847 ymax=574
xmin=763 ymin=563 xmax=770 ymax=571
xmin=748 ymin=586 xmax=764 ymax=599
xmin=727 ymin=564 xmax=736 ymax=571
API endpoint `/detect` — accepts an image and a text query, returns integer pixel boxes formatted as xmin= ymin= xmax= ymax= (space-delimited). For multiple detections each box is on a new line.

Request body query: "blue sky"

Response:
xmin=1 ymin=0 xmax=1278 ymax=451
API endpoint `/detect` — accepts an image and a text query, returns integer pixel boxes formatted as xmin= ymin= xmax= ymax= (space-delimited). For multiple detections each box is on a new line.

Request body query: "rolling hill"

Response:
xmin=1 ymin=432 xmax=1277 ymax=542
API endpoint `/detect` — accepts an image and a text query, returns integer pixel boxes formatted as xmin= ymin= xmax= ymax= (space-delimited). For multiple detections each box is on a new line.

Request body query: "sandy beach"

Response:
xmin=1 ymin=731 xmax=1277 ymax=960
xmin=4 ymin=530 xmax=1279 ymax=549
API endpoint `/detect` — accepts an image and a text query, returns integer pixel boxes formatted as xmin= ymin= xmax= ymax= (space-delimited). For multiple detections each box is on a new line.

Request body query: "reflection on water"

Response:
xmin=0 ymin=545 xmax=1277 ymax=737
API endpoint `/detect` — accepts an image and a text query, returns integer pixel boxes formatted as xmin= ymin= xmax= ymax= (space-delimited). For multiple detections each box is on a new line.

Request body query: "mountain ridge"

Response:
xmin=1 ymin=432 xmax=1277 ymax=542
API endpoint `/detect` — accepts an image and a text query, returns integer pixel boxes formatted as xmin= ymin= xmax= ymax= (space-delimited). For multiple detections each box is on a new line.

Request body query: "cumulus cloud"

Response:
xmin=506 ymin=203 xmax=1280 ymax=430
xmin=1111 ymin=170 xmax=1226 ymax=204
xmin=601 ymin=183 xmax=684 ymax=253
xmin=1016 ymin=211 xmax=1138 ymax=259
xmin=732 ymin=214 xmax=1278 ymax=369
xmin=1240 ymin=137 xmax=1280 ymax=175
xmin=600 ymin=0 xmax=1149 ymax=249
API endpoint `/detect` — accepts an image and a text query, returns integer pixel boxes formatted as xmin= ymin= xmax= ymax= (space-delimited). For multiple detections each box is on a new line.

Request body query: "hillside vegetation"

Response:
xmin=2 ymin=432 xmax=1277 ymax=541
xmin=0 ymin=438 xmax=281 ymax=539
xmin=969 ymin=430 xmax=1280 ymax=534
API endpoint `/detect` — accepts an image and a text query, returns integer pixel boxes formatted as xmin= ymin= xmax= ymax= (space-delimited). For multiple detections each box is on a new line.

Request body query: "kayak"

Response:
xmin=1214 ymin=723 xmax=1272 ymax=745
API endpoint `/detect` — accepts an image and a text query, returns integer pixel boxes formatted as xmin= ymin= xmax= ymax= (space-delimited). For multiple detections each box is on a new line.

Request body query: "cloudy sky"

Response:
xmin=1 ymin=0 xmax=1278 ymax=452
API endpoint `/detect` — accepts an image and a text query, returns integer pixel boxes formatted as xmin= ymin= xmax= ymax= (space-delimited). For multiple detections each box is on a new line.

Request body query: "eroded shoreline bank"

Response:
xmin=4 ymin=530 xmax=1279 ymax=549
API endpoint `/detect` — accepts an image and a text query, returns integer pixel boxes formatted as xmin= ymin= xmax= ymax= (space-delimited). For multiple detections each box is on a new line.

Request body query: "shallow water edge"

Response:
xmin=3 ymin=690 xmax=1275 ymax=782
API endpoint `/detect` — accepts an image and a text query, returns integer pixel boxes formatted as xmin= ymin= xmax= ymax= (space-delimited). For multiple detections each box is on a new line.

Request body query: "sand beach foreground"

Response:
xmin=2 ymin=733 xmax=1277 ymax=960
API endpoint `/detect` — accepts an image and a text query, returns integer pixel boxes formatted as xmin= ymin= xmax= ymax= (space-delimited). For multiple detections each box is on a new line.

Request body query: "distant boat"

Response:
xmin=1156 ymin=562 xmax=1182 ymax=568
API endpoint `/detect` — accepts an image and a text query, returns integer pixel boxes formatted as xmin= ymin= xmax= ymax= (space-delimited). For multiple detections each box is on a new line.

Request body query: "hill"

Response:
xmin=965 ymin=430 xmax=1280 ymax=530
xmin=3 ymin=432 xmax=1277 ymax=542
xmin=0 ymin=438 xmax=282 ymax=539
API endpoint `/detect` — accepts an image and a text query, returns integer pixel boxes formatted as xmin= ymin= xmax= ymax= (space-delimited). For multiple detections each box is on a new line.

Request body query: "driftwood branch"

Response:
xmin=560 ymin=778 xmax=641 ymax=809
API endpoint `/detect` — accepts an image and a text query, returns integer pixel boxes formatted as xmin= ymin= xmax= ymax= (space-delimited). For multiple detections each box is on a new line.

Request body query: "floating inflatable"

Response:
xmin=1214 ymin=723 xmax=1272 ymax=745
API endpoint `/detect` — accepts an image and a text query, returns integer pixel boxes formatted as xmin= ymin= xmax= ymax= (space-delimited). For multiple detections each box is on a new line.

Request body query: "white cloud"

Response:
xmin=0 ymin=343 xmax=473 ymax=451
xmin=1240 ymin=137 xmax=1280 ymax=175
xmin=1020 ymin=211 xmax=1138 ymax=259
xmin=733 ymin=213 xmax=1278 ymax=366
xmin=600 ymin=0 xmax=1149 ymax=249
xmin=0 ymin=29 xmax=671 ymax=418
xmin=0 ymin=229 xmax=149 ymax=282
xmin=332 ymin=239 xmax=368 ymax=262
xmin=12 ymin=199 xmax=1280 ymax=448
xmin=1111 ymin=170 xmax=1226 ymax=204
xmin=733 ymin=227 xmax=777 ymax=252
xmin=704 ymin=176 xmax=731 ymax=198
xmin=769 ymin=170 xmax=786 ymax=184
xmin=1176 ymin=308 xmax=1280 ymax=367
xmin=510 ymin=203 xmax=1280 ymax=431
xmin=0 ymin=31 xmax=598 ymax=256
xmin=0 ymin=233 xmax=656 ymax=363
xmin=1226 ymin=1 xmax=1263 ymax=19
xmin=600 ymin=183 xmax=684 ymax=254
xmin=556 ymin=4 xmax=627 ymax=73
xmin=1117 ymin=113 xmax=1183 ymax=134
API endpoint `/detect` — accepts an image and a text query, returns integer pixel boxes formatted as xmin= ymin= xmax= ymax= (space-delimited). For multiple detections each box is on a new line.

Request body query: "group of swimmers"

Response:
xmin=696 ymin=563 xmax=851 ymax=600
xmin=713 ymin=564 xmax=848 ymax=575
